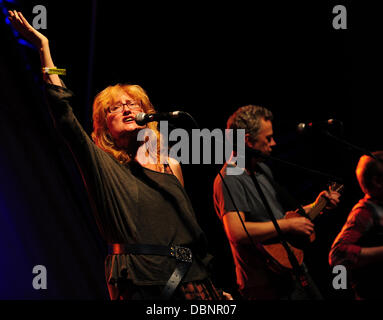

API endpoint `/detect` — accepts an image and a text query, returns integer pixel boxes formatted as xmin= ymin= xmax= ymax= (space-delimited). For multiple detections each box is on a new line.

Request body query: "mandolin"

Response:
xmin=261 ymin=182 xmax=344 ymax=272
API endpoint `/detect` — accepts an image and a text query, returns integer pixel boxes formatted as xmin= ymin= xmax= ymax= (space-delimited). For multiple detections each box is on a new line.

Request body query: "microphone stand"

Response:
xmin=321 ymin=129 xmax=379 ymax=161
xmin=244 ymin=147 xmax=344 ymax=183
xmin=175 ymin=113 xmax=342 ymax=181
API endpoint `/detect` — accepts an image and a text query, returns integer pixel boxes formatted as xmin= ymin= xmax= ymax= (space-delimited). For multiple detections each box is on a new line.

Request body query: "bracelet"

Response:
xmin=42 ymin=67 xmax=66 ymax=75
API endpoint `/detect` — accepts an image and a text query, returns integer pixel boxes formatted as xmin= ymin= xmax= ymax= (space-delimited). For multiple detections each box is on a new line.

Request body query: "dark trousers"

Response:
xmin=108 ymin=278 xmax=224 ymax=300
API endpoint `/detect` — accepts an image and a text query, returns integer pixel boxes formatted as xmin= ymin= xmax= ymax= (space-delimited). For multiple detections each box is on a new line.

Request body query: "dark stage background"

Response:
xmin=0 ymin=1 xmax=380 ymax=300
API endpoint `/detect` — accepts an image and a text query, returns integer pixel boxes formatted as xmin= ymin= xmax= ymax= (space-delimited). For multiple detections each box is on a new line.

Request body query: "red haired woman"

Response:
xmin=8 ymin=10 xmax=230 ymax=300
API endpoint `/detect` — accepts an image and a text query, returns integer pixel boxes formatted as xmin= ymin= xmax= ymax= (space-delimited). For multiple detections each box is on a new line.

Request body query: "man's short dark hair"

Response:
xmin=226 ymin=105 xmax=273 ymax=140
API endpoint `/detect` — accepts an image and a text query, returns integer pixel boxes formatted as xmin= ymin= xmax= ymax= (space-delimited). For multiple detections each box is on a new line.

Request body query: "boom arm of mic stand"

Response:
xmin=322 ymin=130 xmax=378 ymax=161
xmin=246 ymin=147 xmax=343 ymax=182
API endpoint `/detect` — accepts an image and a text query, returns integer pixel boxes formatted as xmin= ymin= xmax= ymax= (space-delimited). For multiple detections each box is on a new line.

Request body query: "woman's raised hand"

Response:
xmin=8 ymin=10 xmax=48 ymax=49
xmin=8 ymin=10 xmax=61 ymax=86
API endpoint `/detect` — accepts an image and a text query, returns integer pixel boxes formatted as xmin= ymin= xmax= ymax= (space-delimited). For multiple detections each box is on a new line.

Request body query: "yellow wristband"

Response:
xmin=42 ymin=67 xmax=66 ymax=75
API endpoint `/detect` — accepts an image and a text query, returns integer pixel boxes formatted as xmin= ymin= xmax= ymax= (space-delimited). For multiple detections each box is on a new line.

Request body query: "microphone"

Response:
xmin=135 ymin=111 xmax=183 ymax=125
xmin=297 ymin=119 xmax=339 ymax=133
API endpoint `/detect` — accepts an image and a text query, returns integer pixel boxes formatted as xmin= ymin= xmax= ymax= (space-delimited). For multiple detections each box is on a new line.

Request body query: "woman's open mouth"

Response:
xmin=123 ymin=116 xmax=135 ymax=123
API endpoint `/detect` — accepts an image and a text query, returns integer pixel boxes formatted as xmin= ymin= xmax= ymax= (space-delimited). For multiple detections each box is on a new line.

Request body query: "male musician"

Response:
xmin=329 ymin=152 xmax=383 ymax=299
xmin=213 ymin=105 xmax=341 ymax=299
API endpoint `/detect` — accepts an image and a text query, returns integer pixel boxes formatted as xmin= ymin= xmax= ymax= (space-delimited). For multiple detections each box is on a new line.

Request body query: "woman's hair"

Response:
xmin=91 ymin=83 xmax=161 ymax=164
xmin=356 ymin=151 xmax=383 ymax=196
xmin=226 ymin=104 xmax=273 ymax=140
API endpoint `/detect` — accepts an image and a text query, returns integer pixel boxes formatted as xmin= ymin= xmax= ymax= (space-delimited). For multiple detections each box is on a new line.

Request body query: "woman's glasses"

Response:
xmin=107 ymin=101 xmax=142 ymax=113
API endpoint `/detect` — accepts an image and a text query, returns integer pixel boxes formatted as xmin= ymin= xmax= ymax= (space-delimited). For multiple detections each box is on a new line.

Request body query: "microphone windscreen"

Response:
xmin=297 ymin=123 xmax=306 ymax=133
xmin=135 ymin=112 xmax=146 ymax=125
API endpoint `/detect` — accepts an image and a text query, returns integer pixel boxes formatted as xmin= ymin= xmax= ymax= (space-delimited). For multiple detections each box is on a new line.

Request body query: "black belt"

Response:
xmin=108 ymin=243 xmax=193 ymax=299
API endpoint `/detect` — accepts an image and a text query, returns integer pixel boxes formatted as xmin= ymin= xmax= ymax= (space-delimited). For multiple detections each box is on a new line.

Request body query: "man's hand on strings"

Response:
xmin=315 ymin=190 xmax=341 ymax=210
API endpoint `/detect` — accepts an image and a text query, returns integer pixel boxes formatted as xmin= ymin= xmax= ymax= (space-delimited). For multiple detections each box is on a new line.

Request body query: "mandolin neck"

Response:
xmin=308 ymin=196 xmax=328 ymax=220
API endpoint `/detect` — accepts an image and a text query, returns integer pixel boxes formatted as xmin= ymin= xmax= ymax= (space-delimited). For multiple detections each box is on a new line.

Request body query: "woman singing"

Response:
xmin=8 ymin=10 xmax=230 ymax=300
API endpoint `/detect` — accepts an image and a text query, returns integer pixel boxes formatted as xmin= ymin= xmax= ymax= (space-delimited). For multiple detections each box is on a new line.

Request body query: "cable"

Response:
xmin=178 ymin=111 xmax=200 ymax=130
xmin=182 ymin=111 xmax=263 ymax=252
xmin=218 ymin=170 xmax=264 ymax=252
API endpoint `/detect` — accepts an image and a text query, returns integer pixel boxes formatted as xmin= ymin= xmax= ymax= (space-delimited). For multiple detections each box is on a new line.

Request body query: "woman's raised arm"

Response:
xmin=8 ymin=10 xmax=62 ymax=86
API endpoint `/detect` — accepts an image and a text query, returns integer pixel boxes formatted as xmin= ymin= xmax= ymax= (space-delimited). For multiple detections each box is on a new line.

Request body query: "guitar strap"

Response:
xmin=255 ymin=164 xmax=311 ymax=220
xmin=248 ymin=168 xmax=310 ymax=292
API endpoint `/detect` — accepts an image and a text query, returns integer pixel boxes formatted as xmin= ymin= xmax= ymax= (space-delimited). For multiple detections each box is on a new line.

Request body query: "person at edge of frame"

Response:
xmin=330 ymin=151 xmax=383 ymax=300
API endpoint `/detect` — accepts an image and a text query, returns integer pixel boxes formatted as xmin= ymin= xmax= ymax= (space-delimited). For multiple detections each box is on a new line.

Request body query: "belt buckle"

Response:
xmin=171 ymin=245 xmax=192 ymax=263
